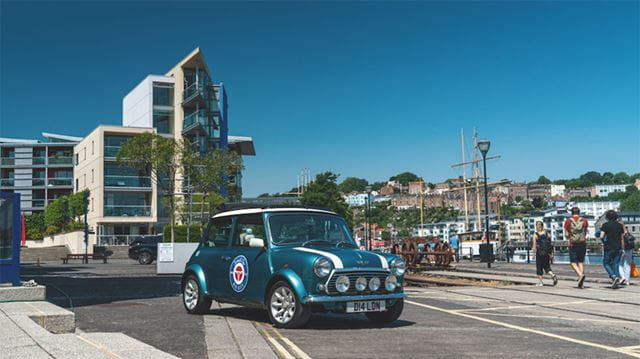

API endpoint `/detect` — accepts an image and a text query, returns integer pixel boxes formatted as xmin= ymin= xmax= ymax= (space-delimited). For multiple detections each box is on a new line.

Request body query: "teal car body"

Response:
xmin=181 ymin=206 xmax=406 ymax=327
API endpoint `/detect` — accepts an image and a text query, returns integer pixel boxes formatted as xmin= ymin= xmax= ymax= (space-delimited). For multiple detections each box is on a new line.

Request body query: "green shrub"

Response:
xmin=25 ymin=213 xmax=45 ymax=240
xmin=67 ymin=221 xmax=85 ymax=231
xmin=163 ymin=224 xmax=202 ymax=243
xmin=45 ymin=225 xmax=59 ymax=236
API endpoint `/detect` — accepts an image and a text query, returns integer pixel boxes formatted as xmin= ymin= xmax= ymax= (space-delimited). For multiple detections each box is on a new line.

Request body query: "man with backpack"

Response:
xmin=599 ymin=210 xmax=625 ymax=289
xmin=564 ymin=207 xmax=588 ymax=288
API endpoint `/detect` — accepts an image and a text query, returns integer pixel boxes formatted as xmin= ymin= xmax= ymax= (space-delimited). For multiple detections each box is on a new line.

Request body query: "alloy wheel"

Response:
xmin=184 ymin=279 xmax=199 ymax=310
xmin=270 ymin=286 xmax=296 ymax=324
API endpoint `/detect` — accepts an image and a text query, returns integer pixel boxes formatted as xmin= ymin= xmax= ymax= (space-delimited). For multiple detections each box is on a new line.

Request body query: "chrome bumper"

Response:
xmin=302 ymin=292 xmax=406 ymax=304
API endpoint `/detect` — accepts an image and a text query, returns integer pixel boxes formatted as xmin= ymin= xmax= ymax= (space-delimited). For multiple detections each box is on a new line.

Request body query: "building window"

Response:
xmin=91 ymin=169 xmax=94 ymax=183
xmin=153 ymin=82 xmax=174 ymax=107
xmin=76 ymin=179 xmax=79 ymax=191
xmin=152 ymin=109 xmax=174 ymax=134
xmin=83 ymin=174 xmax=86 ymax=187
xmin=91 ymin=141 xmax=94 ymax=155
xmin=75 ymin=153 xmax=79 ymax=165
xmin=91 ymin=197 xmax=94 ymax=212
xmin=83 ymin=147 xmax=86 ymax=160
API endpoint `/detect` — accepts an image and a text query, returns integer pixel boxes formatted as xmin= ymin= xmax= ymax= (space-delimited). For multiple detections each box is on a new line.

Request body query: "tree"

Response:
xmin=183 ymin=146 xmax=243 ymax=227
xmin=117 ymin=133 xmax=182 ymax=242
xmin=44 ymin=196 xmax=67 ymax=231
xmin=67 ymin=190 xmax=88 ymax=221
xmin=25 ymin=213 xmax=45 ymax=240
xmin=301 ymin=172 xmax=351 ymax=225
xmin=579 ymin=171 xmax=602 ymax=186
xmin=370 ymin=181 xmax=387 ymax=191
xmin=613 ymin=172 xmax=630 ymax=184
xmin=536 ymin=176 xmax=552 ymax=185
xmin=389 ymin=172 xmax=419 ymax=186
xmin=338 ymin=177 xmax=369 ymax=193
xmin=531 ymin=196 xmax=544 ymax=209
xmin=620 ymin=191 xmax=640 ymax=211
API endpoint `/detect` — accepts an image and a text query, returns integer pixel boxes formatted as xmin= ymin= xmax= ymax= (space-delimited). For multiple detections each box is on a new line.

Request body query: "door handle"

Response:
xmin=221 ymin=256 xmax=231 ymax=261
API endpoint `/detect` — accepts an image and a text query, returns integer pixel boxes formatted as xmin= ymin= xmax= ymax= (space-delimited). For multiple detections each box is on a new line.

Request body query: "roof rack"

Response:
xmin=215 ymin=203 xmax=335 ymax=214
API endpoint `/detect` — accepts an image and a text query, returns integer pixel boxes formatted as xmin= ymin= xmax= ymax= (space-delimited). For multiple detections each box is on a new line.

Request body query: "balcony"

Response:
xmin=48 ymin=157 xmax=73 ymax=165
xmin=104 ymin=205 xmax=151 ymax=217
xmin=105 ymin=175 xmax=152 ymax=188
xmin=31 ymin=200 xmax=45 ymax=208
xmin=1 ymin=157 xmax=15 ymax=166
xmin=48 ymin=178 xmax=73 ymax=186
xmin=33 ymin=157 xmax=46 ymax=165
xmin=0 ymin=178 xmax=14 ymax=186
xmin=32 ymin=178 xmax=45 ymax=186
xmin=98 ymin=235 xmax=147 ymax=246
xmin=183 ymin=109 xmax=218 ymax=137
xmin=182 ymin=82 xmax=215 ymax=108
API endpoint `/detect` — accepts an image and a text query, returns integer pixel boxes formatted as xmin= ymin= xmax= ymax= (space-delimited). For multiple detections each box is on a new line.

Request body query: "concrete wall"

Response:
xmin=123 ymin=75 xmax=174 ymax=129
xmin=25 ymin=231 xmax=93 ymax=254
xmin=156 ymin=243 xmax=198 ymax=274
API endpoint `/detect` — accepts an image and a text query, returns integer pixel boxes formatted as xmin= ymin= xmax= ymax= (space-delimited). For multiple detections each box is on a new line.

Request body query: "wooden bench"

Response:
xmin=61 ymin=253 xmax=109 ymax=264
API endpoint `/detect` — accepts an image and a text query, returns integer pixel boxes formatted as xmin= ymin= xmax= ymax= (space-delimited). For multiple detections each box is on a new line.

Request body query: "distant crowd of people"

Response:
xmin=533 ymin=207 xmax=636 ymax=289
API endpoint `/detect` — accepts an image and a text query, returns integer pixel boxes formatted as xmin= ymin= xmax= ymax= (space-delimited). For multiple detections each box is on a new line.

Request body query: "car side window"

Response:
xmin=203 ymin=217 xmax=233 ymax=247
xmin=232 ymin=214 xmax=266 ymax=247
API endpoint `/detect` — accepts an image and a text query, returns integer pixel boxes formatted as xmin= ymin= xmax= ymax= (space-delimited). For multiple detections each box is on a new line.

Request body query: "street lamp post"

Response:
xmin=477 ymin=139 xmax=492 ymax=268
xmin=365 ymin=185 xmax=372 ymax=251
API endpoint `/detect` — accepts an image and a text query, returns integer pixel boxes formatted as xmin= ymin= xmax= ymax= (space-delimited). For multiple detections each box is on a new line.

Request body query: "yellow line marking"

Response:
xmin=75 ymin=334 xmax=123 ymax=359
xmin=454 ymin=300 xmax=597 ymax=313
xmin=406 ymin=300 xmax=640 ymax=358
xmin=469 ymin=312 xmax=631 ymax=323
xmin=619 ymin=346 xmax=640 ymax=350
xmin=256 ymin=323 xmax=296 ymax=359
xmin=271 ymin=326 xmax=312 ymax=359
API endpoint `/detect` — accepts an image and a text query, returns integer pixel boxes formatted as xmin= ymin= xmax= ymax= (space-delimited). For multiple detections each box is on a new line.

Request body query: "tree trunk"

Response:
xmin=200 ymin=193 xmax=206 ymax=234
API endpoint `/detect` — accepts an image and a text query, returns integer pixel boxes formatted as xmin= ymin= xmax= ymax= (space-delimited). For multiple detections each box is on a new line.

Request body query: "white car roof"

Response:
xmin=212 ymin=207 xmax=337 ymax=219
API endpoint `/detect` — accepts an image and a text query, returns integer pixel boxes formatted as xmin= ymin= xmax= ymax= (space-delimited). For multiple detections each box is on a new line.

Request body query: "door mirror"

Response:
xmin=249 ymin=237 xmax=265 ymax=248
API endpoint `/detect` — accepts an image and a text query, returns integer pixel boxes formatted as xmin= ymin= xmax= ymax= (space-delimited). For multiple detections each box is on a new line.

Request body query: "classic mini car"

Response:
xmin=181 ymin=205 xmax=406 ymax=328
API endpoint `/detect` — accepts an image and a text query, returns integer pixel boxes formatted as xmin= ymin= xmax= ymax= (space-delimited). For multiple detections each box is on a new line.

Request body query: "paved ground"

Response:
xmin=454 ymin=261 xmax=615 ymax=281
xmin=20 ymin=260 xmax=640 ymax=359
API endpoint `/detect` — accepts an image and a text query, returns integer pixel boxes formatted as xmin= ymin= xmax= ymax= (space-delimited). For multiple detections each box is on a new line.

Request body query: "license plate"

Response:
xmin=346 ymin=300 xmax=386 ymax=313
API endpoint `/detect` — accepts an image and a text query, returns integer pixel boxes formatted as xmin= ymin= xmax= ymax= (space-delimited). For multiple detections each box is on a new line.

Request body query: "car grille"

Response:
xmin=325 ymin=270 xmax=390 ymax=296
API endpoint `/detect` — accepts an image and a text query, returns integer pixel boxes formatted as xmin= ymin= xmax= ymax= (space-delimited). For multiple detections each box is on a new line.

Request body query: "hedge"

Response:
xmin=162 ymin=224 xmax=202 ymax=243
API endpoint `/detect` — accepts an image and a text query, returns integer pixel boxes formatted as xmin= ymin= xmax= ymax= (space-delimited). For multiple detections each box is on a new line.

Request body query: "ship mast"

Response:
xmin=473 ymin=129 xmax=481 ymax=231
xmin=461 ymin=129 xmax=469 ymax=231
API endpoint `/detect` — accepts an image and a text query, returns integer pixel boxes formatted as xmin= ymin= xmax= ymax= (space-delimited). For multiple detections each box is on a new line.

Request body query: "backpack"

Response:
xmin=537 ymin=232 xmax=553 ymax=256
xmin=624 ymin=233 xmax=636 ymax=250
xmin=569 ymin=217 xmax=586 ymax=244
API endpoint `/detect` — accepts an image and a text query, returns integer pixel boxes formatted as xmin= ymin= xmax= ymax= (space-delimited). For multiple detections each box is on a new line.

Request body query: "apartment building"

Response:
xmin=567 ymin=201 xmax=620 ymax=218
xmin=0 ymin=133 xmax=78 ymax=214
xmin=527 ymin=184 xmax=551 ymax=201
xmin=507 ymin=219 xmax=525 ymax=242
xmin=566 ymin=187 xmax=592 ymax=199
xmin=592 ymin=184 xmax=630 ymax=197
xmin=75 ymin=126 xmax=158 ymax=245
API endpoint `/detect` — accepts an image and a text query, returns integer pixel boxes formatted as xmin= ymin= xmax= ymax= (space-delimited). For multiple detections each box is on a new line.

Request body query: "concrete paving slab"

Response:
xmin=0 ymin=285 xmax=46 ymax=302
xmin=0 ymin=344 xmax=53 ymax=359
xmin=80 ymin=332 xmax=179 ymax=359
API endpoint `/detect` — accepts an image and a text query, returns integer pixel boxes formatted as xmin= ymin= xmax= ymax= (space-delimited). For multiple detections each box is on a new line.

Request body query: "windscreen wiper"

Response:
xmin=301 ymin=239 xmax=334 ymax=247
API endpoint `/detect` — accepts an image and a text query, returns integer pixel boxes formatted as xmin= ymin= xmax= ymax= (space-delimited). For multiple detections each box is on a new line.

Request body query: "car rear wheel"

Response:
xmin=138 ymin=251 xmax=153 ymax=265
xmin=183 ymin=275 xmax=212 ymax=314
xmin=365 ymin=299 xmax=404 ymax=324
xmin=267 ymin=281 xmax=310 ymax=328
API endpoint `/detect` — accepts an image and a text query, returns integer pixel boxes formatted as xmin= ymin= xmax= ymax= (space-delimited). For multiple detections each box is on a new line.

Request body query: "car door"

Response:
xmin=199 ymin=216 xmax=234 ymax=298
xmin=224 ymin=213 xmax=270 ymax=305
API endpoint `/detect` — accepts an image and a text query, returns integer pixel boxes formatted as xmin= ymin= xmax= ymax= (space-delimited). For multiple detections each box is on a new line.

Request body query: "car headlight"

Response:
xmin=313 ymin=257 xmax=333 ymax=278
xmin=369 ymin=277 xmax=381 ymax=291
xmin=385 ymin=275 xmax=397 ymax=291
xmin=390 ymin=257 xmax=406 ymax=277
xmin=336 ymin=275 xmax=350 ymax=293
xmin=355 ymin=277 xmax=367 ymax=291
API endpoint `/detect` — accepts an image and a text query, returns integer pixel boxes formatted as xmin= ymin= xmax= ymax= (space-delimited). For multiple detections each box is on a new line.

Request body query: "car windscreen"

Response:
xmin=268 ymin=213 xmax=356 ymax=247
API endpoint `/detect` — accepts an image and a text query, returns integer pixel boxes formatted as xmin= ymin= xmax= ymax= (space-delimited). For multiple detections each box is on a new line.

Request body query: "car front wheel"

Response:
xmin=365 ymin=299 xmax=404 ymax=324
xmin=267 ymin=281 xmax=310 ymax=328
xmin=183 ymin=275 xmax=212 ymax=314
xmin=138 ymin=251 xmax=153 ymax=265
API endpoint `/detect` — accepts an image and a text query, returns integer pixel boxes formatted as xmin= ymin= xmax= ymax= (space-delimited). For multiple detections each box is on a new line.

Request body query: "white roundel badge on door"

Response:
xmin=229 ymin=255 xmax=249 ymax=292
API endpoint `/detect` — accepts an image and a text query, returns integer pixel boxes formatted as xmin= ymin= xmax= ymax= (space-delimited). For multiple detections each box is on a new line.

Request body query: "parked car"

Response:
xmin=181 ymin=206 xmax=406 ymax=328
xmin=128 ymin=235 xmax=163 ymax=264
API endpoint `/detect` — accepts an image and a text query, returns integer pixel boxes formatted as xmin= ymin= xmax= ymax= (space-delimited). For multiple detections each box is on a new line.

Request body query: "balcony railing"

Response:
xmin=32 ymin=178 xmax=45 ymax=186
xmin=1 ymin=157 xmax=15 ymax=165
xmin=32 ymin=157 xmax=46 ymax=165
xmin=104 ymin=205 xmax=151 ymax=217
xmin=31 ymin=200 xmax=45 ymax=208
xmin=104 ymin=146 xmax=121 ymax=158
xmin=98 ymin=234 xmax=147 ymax=246
xmin=183 ymin=110 xmax=217 ymax=136
xmin=48 ymin=157 xmax=73 ymax=165
xmin=0 ymin=178 xmax=14 ymax=186
xmin=104 ymin=175 xmax=151 ymax=188
xmin=183 ymin=82 xmax=212 ymax=104
xmin=48 ymin=178 xmax=73 ymax=186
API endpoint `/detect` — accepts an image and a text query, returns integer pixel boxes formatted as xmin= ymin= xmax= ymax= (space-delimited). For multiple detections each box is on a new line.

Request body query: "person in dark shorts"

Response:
xmin=564 ymin=207 xmax=588 ymax=288
xmin=599 ymin=210 xmax=625 ymax=289
xmin=532 ymin=221 xmax=558 ymax=286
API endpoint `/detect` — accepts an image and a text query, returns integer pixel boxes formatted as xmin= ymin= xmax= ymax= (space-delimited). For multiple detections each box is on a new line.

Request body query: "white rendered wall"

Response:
xmin=122 ymin=75 xmax=174 ymax=128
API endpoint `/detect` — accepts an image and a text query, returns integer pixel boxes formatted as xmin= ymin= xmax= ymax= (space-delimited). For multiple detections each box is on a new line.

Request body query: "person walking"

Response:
xmin=599 ymin=210 xmax=625 ymax=289
xmin=617 ymin=222 xmax=634 ymax=286
xmin=532 ymin=221 xmax=558 ymax=287
xmin=564 ymin=207 xmax=588 ymax=288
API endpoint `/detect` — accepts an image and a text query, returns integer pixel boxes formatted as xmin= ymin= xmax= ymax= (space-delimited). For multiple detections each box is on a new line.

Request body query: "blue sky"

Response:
xmin=1 ymin=1 xmax=639 ymax=196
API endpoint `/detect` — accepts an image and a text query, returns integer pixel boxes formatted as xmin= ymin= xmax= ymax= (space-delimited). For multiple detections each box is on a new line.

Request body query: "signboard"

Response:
xmin=0 ymin=192 xmax=21 ymax=286
xmin=157 ymin=243 xmax=174 ymax=262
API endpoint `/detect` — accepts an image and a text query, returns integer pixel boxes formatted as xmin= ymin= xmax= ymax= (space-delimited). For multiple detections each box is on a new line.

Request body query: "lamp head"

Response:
xmin=477 ymin=140 xmax=491 ymax=158
xmin=365 ymin=185 xmax=372 ymax=193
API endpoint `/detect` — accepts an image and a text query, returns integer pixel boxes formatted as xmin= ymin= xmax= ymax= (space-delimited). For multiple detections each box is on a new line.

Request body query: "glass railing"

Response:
xmin=103 ymin=205 xmax=151 ymax=217
xmin=1 ymin=158 xmax=15 ymax=165
xmin=98 ymin=235 xmax=147 ymax=246
xmin=183 ymin=110 xmax=212 ymax=130
xmin=32 ymin=157 xmax=46 ymax=165
xmin=32 ymin=179 xmax=45 ymax=186
xmin=0 ymin=178 xmax=14 ymax=186
xmin=104 ymin=175 xmax=151 ymax=188
xmin=104 ymin=146 xmax=121 ymax=158
xmin=183 ymin=82 xmax=212 ymax=102
xmin=31 ymin=200 xmax=45 ymax=208
xmin=48 ymin=157 xmax=73 ymax=165
xmin=48 ymin=178 xmax=73 ymax=186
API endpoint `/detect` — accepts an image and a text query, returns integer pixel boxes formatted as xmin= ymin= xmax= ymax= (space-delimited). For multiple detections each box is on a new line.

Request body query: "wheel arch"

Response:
xmin=182 ymin=264 xmax=209 ymax=296
xmin=264 ymin=268 xmax=308 ymax=306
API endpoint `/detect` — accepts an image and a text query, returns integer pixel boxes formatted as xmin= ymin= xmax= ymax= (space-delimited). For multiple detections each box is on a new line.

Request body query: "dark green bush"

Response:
xmin=163 ymin=224 xmax=202 ymax=243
